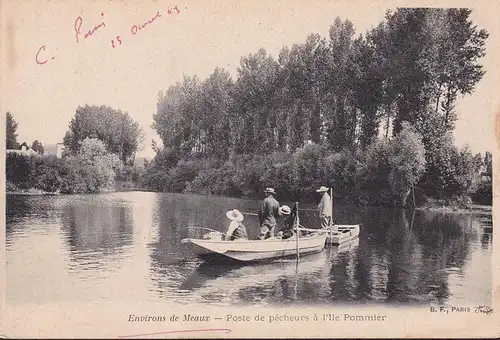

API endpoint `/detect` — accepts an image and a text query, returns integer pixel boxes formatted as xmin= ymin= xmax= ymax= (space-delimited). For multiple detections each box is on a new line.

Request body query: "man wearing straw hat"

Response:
xmin=316 ymin=186 xmax=333 ymax=230
xmin=277 ymin=205 xmax=294 ymax=240
xmin=224 ymin=209 xmax=248 ymax=241
xmin=258 ymin=187 xmax=280 ymax=240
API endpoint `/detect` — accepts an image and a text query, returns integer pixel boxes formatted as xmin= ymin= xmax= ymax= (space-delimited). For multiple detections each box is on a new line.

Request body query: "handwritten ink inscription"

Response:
xmin=74 ymin=12 xmax=106 ymax=43
xmin=36 ymin=45 xmax=54 ymax=65
xmin=36 ymin=4 xmax=184 ymax=65
xmin=131 ymin=10 xmax=162 ymax=35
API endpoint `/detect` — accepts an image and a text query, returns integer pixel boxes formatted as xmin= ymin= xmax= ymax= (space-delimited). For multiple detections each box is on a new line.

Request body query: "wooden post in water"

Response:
xmin=330 ymin=188 xmax=334 ymax=247
xmin=295 ymin=202 xmax=300 ymax=262
xmin=410 ymin=208 xmax=416 ymax=233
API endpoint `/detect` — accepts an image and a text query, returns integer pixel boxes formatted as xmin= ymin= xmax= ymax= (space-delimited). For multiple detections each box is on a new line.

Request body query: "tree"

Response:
xmin=63 ymin=105 xmax=144 ymax=164
xmin=142 ymin=9 xmax=489 ymax=205
xmin=232 ymin=49 xmax=280 ymax=154
xmin=198 ymin=68 xmax=234 ymax=159
xmin=357 ymin=122 xmax=426 ymax=206
xmin=373 ymin=9 xmax=488 ymax=136
xmin=153 ymin=76 xmax=202 ymax=156
xmin=388 ymin=122 xmax=427 ymax=204
xmin=324 ymin=18 xmax=358 ymax=150
xmin=31 ymin=156 xmax=63 ymax=192
xmin=60 ymin=138 xmax=122 ymax=193
xmin=352 ymin=34 xmax=385 ymax=147
xmin=6 ymin=153 xmax=34 ymax=188
xmin=31 ymin=140 xmax=44 ymax=155
xmin=483 ymin=151 xmax=492 ymax=177
xmin=472 ymin=151 xmax=492 ymax=205
xmin=430 ymin=9 xmax=489 ymax=128
xmin=278 ymin=34 xmax=330 ymax=149
xmin=6 ymin=112 xmax=19 ymax=149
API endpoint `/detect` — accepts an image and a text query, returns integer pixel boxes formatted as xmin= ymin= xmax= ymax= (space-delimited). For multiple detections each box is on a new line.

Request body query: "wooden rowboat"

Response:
xmin=181 ymin=233 xmax=327 ymax=263
xmin=324 ymin=224 xmax=360 ymax=245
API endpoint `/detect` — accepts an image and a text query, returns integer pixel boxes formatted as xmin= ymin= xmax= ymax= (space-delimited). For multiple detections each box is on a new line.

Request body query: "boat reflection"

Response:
xmin=179 ymin=239 xmax=359 ymax=300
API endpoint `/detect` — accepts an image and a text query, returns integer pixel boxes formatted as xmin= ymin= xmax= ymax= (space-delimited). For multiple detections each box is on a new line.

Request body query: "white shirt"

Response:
xmin=225 ymin=221 xmax=239 ymax=240
xmin=318 ymin=192 xmax=332 ymax=217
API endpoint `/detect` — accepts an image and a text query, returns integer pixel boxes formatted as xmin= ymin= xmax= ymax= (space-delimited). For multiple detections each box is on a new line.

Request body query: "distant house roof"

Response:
xmin=7 ymin=145 xmax=40 ymax=156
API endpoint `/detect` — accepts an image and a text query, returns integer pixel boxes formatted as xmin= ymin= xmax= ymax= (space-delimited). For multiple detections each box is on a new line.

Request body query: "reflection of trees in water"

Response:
xmin=6 ymin=195 xmax=33 ymax=227
xmin=148 ymin=193 xmax=267 ymax=299
xmin=392 ymin=210 xmax=472 ymax=304
xmin=149 ymin=194 xmax=219 ymax=298
xmin=384 ymin=209 xmax=431 ymax=304
xmin=146 ymin=193 xmax=482 ymax=305
xmin=176 ymin=253 xmax=334 ymax=305
xmin=281 ymin=262 xmax=332 ymax=304
xmin=327 ymin=208 xmax=473 ymax=305
xmin=478 ymin=215 xmax=492 ymax=250
xmin=416 ymin=211 xmax=471 ymax=270
xmin=6 ymin=195 xmax=63 ymax=230
xmin=481 ymin=231 xmax=492 ymax=250
xmin=61 ymin=202 xmax=133 ymax=256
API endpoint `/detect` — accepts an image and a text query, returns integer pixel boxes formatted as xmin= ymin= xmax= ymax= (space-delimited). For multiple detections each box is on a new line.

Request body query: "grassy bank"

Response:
xmin=417 ymin=198 xmax=492 ymax=215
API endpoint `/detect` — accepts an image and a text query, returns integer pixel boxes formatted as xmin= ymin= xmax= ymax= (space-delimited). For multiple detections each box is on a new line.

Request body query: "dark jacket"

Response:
xmin=259 ymin=196 xmax=280 ymax=227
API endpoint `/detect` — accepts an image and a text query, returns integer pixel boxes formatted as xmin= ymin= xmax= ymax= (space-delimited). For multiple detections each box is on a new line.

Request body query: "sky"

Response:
xmin=2 ymin=0 xmax=499 ymax=158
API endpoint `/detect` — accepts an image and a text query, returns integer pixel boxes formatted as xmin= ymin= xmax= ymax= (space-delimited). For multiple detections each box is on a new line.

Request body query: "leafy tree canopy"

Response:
xmin=63 ymin=105 xmax=144 ymax=164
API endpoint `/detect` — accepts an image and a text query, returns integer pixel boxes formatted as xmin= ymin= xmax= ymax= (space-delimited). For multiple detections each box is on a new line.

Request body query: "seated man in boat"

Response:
xmin=258 ymin=188 xmax=280 ymax=240
xmin=224 ymin=209 xmax=249 ymax=241
xmin=277 ymin=205 xmax=294 ymax=239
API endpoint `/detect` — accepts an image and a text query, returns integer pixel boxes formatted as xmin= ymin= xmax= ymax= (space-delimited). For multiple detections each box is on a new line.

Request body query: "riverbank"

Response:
xmin=416 ymin=201 xmax=492 ymax=216
xmin=6 ymin=184 xmax=492 ymax=218
xmin=133 ymin=188 xmax=494 ymax=217
xmin=6 ymin=185 xmax=116 ymax=196
xmin=6 ymin=187 xmax=59 ymax=196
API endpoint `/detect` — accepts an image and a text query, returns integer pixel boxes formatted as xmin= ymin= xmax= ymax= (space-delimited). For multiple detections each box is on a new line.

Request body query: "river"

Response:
xmin=5 ymin=191 xmax=492 ymax=307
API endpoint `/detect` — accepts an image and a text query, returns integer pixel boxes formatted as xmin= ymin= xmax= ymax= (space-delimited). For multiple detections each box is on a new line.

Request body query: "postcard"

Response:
xmin=1 ymin=0 xmax=498 ymax=338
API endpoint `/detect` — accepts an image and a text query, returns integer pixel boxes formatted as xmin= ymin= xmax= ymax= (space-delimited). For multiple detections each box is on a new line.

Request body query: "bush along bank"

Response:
xmin=140 ymin=123 xmax=490 ymax=208
xmin=6 ymin=138 xmax=122 ymax=195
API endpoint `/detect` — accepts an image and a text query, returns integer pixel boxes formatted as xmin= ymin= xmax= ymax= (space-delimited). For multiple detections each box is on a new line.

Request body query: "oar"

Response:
xmin=242 ymin=212 xmax=258 ymax=216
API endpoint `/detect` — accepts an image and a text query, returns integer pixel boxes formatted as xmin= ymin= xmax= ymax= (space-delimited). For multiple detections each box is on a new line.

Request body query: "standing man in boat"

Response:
xmin=316 ymin=186 xmax=333 ymax=230
xmin=258 ymin=187 xmax=280 ymax=239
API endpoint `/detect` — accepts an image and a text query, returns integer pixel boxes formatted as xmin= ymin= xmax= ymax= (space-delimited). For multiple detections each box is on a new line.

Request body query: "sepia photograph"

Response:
xmin=1 ymin=0 xmax=498 ymax=338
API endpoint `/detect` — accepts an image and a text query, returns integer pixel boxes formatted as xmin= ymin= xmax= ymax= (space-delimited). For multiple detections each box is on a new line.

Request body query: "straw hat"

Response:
xmin=316 ymin=186 xmax=329 ymax=193
xmin=264 ymin=187 xmax=276 ymax=195
xmin=226 ymin=209 xmax=244 ymax=222
xmin=279 ymin=205 xmax=291 ymax=215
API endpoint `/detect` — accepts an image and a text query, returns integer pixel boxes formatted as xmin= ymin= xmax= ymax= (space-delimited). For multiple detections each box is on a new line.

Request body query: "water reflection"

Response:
xmin=481 ymin=231 xmax=492 ymax=250
xmin=334 ymin=209 xmax=476 ymax=305
xmin=5 ymin=195 xmax=62 ymax=230
xmin=177 ymin=243 xmax=357 ymax=306
xmin=58 ymin=197 xmax=134 ymax=276
xmin=6 ymin=195 xmax=34 ymax=225
xmin=5 ymin=192 xmax=492 ymax=306
xmin=62 ymin=202 xmax=133 ymax=252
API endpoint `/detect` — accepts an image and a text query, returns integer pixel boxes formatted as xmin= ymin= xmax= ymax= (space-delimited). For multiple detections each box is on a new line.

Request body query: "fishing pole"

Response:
xmin=299 ymin=208 xmax=319 ymax=212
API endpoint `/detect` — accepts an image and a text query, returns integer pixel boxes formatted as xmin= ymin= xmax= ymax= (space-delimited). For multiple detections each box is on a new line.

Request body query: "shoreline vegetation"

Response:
xmin=5 ymin=8 xmax=493 ymax=214
xmin=5 ymin=185 xmax=492 ymax=217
